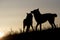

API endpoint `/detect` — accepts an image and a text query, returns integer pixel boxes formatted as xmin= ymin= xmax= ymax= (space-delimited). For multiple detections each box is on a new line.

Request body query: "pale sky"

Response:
xmin=0 ymin=0 xmax=60 ymax=33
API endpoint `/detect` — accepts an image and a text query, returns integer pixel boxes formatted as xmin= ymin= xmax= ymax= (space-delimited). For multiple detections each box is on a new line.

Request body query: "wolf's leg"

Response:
xmin=36 ymin=23 xmax=39 ymax=31
xmin=23 ymin=24 xmax=25 ymax=32
xmin=40 ymin=24 xmax=42 ymax=31
xmin=48 ymin=20 xmax=54 ymax=29
xmin=26 ymin=26 xmax=30 ymax=32
xmin=31 ymin=25 xmax=34 ymax=31
xmin=53 ymin=23 xmax=56 ymax=28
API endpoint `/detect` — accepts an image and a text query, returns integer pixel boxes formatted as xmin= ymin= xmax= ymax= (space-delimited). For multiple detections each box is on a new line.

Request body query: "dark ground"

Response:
xmin=2 ymin=28 xmax=60 ymax=40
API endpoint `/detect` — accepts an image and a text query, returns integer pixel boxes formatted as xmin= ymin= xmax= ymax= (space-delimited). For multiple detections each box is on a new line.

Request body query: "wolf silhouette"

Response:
xmin=23 ymin=13 xmax=34 ymax=32
xmin=31 ymin=8 xmax=57 ymax=31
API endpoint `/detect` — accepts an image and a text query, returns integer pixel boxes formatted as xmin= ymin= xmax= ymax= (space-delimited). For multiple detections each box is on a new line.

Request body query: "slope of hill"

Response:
xmin=2 ymin=28 xmax=60 ymax=40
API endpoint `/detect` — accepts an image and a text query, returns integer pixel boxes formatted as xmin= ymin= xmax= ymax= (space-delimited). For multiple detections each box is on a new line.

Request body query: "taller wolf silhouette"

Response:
xmin=31 ymin=8 xmax=57 ymax=30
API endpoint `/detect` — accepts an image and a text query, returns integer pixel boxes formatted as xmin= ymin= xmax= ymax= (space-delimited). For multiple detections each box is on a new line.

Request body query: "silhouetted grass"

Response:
xmin=2 ymin=26 xmax=60 ymax=40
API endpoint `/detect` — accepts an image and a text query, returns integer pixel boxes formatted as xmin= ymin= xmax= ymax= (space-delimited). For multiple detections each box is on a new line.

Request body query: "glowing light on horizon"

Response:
xmin=0 ymin=32 xmax=4 ymax=38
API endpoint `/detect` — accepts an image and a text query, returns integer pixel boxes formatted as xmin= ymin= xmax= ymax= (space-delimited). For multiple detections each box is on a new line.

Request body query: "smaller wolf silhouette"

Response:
xmin=23 ymin=13 xmax=34 ymax=32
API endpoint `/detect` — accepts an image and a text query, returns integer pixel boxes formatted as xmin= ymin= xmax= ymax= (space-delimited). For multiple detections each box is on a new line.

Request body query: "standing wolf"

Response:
xmin=23 ymin=13 xmax=34 ymax=32
xmin=31 ymin=8 xmax=57 ymax=31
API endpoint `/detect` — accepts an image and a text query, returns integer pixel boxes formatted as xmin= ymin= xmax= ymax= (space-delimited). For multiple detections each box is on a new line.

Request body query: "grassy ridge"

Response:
xmin=2 ymin=27 xmax=60 ymax=40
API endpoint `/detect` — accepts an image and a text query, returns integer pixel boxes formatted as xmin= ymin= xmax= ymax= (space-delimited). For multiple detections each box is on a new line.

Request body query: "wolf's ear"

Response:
xmin=27 ymin=13 xmax=28 ymax=15
xmin=37 ymin=8 xmax=39 ymax=10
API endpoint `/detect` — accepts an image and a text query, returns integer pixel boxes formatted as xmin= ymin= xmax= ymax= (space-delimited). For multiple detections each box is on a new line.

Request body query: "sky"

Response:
xmin=0 ymin=0 xmax=60 ymax=33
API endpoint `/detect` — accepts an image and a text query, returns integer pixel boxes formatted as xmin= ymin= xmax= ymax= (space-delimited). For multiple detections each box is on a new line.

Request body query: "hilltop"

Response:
xmin=2 ymin=28 xmax=60 ymax=40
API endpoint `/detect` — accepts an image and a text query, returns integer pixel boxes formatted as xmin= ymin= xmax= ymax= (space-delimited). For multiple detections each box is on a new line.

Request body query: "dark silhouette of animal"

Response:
xmin=31 ymin=8 xmax=57 ymax=31
xmin=23 ymin=13 xmax=34 ymax=32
